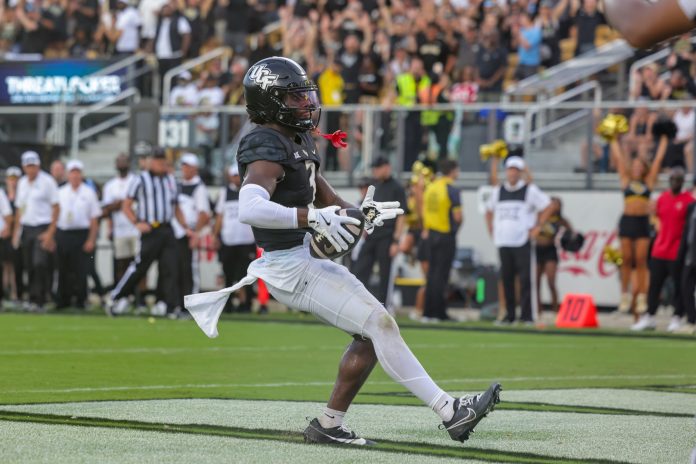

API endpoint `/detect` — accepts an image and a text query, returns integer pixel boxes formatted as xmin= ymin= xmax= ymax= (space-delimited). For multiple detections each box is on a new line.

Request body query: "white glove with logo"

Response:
xmin=360 ymin=185 xmax=405 ymax=235
xmin=308 ymin=206 xmax=362 ymax=251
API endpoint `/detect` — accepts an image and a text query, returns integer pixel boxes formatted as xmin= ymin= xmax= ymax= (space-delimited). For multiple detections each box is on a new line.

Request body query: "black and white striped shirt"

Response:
xmin=127 ymin=171 xmax=178 ymax=224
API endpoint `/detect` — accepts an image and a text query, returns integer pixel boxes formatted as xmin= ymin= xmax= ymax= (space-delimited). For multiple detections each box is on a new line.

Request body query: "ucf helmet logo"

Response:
xmin=249 ymin=65 xmax=279 ymax=90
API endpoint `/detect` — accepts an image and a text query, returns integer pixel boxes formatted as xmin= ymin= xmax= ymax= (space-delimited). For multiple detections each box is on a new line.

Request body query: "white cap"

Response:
xmin=180 ymin=153 xmax=199 ymax=167
xmin=505 ymin=156 xmax=525 ymax=170
xmin=179 ymin=71 xmax=192 ymax=80
xmin=6 ymin=166 xmax=21 ymax=177
xmin=66 ymin=159 xmax=84 ymax=172
xmin=228 ymin=165 xmax=239 ymax=176
xmin=21 ymin=151 xmax=40 ymax=166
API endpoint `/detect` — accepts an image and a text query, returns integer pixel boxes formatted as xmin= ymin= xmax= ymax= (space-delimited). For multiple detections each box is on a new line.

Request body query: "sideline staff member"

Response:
xmin=12 ymin=151 xmax=59 ymax=311
xmin=109 ymin=147 xmax=191 ymax=316
xmin=422 ymin=160 xmax=462 ymax=322
xmin=55 ymin=160 xmax=101 ymax=309
xmin=486 ymin=156 xmax=553 ymax=324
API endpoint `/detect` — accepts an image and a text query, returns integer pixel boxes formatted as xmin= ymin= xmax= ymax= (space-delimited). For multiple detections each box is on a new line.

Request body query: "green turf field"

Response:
xmin=1 ymin=313 xmax=695 ymax=463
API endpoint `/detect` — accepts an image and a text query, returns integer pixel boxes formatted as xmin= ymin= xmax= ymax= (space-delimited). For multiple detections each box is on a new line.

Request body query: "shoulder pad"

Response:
xmin=237 ymin=127 xmax=291 ymax=166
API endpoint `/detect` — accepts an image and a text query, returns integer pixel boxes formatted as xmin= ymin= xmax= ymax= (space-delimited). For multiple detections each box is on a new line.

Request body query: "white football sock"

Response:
xmin=318 ymin=407 xmax=346 ymax=429
xmin=362 ymin=310 xmax=455 ymax=422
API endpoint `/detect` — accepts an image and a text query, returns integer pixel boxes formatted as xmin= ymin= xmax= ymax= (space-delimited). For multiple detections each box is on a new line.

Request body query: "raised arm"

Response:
xmin=645 ymin=135 xmax=669 ymax=189
xmin=610 ymin=139 xmax=630 ymax=187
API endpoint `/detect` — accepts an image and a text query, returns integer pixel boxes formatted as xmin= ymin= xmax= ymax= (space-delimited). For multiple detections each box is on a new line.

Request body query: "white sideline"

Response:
xmin=6 ymin=374 xmax=695 ymax=394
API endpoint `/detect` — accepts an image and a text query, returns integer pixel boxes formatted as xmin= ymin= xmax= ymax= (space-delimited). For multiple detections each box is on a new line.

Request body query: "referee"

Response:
xmin=108 ymin=147 xmax=191 ymax=316
xmin=422 ymin=159 xmax=462 ymax=322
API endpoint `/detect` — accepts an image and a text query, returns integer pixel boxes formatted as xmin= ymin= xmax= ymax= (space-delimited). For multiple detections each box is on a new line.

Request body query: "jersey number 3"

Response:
xmin=305 ymin=160 xmax=316 ymax=208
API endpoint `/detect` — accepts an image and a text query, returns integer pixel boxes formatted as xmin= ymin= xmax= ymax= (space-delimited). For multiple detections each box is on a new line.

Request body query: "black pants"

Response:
xmin=423 ymin=231 xmax=456 ymax=319
xmin=21 ymin=225 xmax=52 ymax=306
xmin=354 ymin=234 xmax=393 ymax=304
xmin=429 ymin=115 xmax=453 ymax=161
xmin=647 ymin=258 xmax=683 ymax=317
xmin=12 ymin=241 xmax=24 ymax=299
xmin=681 ymin=265 xmax=696 ymax=324
xmin=0 ymin=238 xmax=5 ymax=302
xmin=112 ymin=225 xmax=179 ymax=310
xmin=404 ymin=111 xmax=422 ymax=170
xmin=158 ymin=57 xmax=182 ymax=100
xmin=56 ymin=229 xmax=89 ymax=308
xmin=219 ymin=243 xmax=256 ymax=312
xmin=176 ymin=237 xmax=197 ymax=308
xmin=499 ymin=242 xmax=535 ymax=322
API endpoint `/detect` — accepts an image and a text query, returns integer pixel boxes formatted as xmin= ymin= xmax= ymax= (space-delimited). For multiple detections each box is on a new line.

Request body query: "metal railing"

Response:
xmin=162 ymin=47 xmax=231 ymax=106
xmin=71 ymin=88 xmax=141 ymax=159
xmin=524 ymin=80 xmax=603 ymax=153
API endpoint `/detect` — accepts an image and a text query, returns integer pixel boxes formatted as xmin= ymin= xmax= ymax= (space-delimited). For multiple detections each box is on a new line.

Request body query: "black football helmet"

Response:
xmin=243 ymin=57 xmax=321 ymax=132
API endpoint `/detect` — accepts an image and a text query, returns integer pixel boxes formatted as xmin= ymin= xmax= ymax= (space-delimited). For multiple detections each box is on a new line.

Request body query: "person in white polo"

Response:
xmin=55 ymin=160 xmax=102 ymax=309
xmin=172 ymin=153 xmax=210 ymax=313
xmin=0 ymin=182 xmax=12 ymax=310
xmin=213 ymin=164 xmax=256 ymax=312
xmin=12 ymin=151 xmax=59 ymax=311
xmin=102 ymin=154 xmax=141 ymax=287
xmin=486 ymin=155 xmax=553 ymax=324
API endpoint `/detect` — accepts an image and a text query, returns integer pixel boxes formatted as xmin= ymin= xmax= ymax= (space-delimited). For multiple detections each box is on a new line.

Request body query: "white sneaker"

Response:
xmin=667 ymin=316 xmax=683 ymax=333
xmin=618 ymin=293 xmax=632 ymax=313
xmin=112 ymin=298 xmax=130 ymax=315
xmin=151 ymin=301 xmax=167 ymax=317
xmin=631 ymin=314 xmax=656 ymax=331
xmin=635 ymin=294 xmax=648 ymax=314
xmin=674 ymin=323 xmax=696 ymax=335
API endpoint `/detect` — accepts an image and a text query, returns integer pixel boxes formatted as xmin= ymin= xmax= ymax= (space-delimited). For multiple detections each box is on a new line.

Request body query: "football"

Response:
xmin=309 ymin=208 xmax=365 ymax=260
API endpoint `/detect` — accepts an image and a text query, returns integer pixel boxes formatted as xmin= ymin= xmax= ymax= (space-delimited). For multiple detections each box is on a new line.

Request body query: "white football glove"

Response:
xmin=308 ymin=206 xmax=362 ymax=251
xmin=360 ymin=185 xmax=405 ymax=235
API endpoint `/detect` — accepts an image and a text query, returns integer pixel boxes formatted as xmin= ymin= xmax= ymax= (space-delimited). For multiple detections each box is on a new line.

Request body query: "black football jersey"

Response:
xmin=237 ymin=126 xmax=321 ymax=251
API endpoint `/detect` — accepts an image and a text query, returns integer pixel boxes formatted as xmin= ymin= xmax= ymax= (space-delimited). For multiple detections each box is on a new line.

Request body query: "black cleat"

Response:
xmin=442 ymin=382 xmax=502 ymax=442
xmin=303 ymin=418 xmax=376 ymax=446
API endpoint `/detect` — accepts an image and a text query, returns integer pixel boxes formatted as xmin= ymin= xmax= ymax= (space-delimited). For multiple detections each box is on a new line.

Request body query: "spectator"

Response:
xmin=102 ymin=154 xmax=143 ymax=303
xmin=148 ymin=0 xmax=191 ymax=83
xmin=392 ymin=56 xmax=429 ymax=169
xmin=417 ymin=22 xmax=453 ymax=75
xmin=317 ymin=58 xmax=345 ymax=171
xmin=12 ymin=151 xmax=59 ymax=312
xmin=633 ymin=168 xmax=694 ymax=332
xmin=536 ymin=0 xmax=564 ymax=68
xmin=630 ymin=64 xmax=665 ymax=101
xmin=172 ymin=153 xmax=211 ymax=315
xmin=358 ymin=54 xmax=382 ymax=103
xmin=419 ymin=72 xmax=453 ymax=161
xmin=169 ymin=71 xmax=198 ymax=106
xmin=667 ymin=106 xmax=695 ymax=172
xmin=486 ymin=155 xmax=553 ymax=325
xmin=454 ymin=20 xmax=479 ymax=73
xmin=476 ymin=30 xmax=507 ymax=102
xmin=0 ymin=5 xmax=20 ymax=55
xmin=513 ymin=12 xmax=542 ymax=81
xmin=139 ymin=0 xmax=168 ymax=43
xmin=422 ymin=159 xmax=462 ymax=322
xmin=622 ymin=106 xmax=655 ymax=161
xmin=220 ymin=0 xmax=249 ymax=54
xmin=0 ymin=183 xmax=12 ymax=310
xmin=353 ymin=156 xmax=407 ymax=307
xmin=248 ymin=33 xmax=275 ymax=65
xmin=213 ymin=165 xmax=256 ymax=312
xmin=108 ymin=146 xmax=188 ymax=317
xmin=106 ymin=0 xmax=141 ymax=56
xmin=337 ymin=32 xmax=372 ymax=104
xmin=55 ymin=160 xmax=101 ymax=310
xmin=69 ymin=0 xmax=100 ymax=38
xmin=568 ymin=0 xmax=604 ymax=56
xmin=661 ymin=67 xmax=696 ymax=101
xmin=16 ymin=1 xmax=50 ymax=54
xmin=180 ymin=0 xmax=215 ymax=58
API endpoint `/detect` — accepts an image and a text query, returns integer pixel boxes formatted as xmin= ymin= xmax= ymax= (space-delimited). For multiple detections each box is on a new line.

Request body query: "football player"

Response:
xmin=190 ymin=57 xmax=501 ymax=445
xmin=602 ymin=0 xmax=696 ymax=48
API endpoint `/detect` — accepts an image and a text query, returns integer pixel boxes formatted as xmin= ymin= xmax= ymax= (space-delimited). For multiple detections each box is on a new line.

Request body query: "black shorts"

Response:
xmin=219 ymin=243 xmax=256 ymax=283
xmin=536 ymin=244 xmax=558 ymax=265
xmin=664 ymin=142 xmax=686 ymax=169
xmin=618 ymin=215 xmax=651 ymax=239
xmin=411 ymin=230 xmax=430 ymax=262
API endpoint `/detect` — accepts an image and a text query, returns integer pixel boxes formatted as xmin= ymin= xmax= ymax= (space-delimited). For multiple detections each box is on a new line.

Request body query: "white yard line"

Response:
xmin=6 ymin=374 xmax=696 ymax=394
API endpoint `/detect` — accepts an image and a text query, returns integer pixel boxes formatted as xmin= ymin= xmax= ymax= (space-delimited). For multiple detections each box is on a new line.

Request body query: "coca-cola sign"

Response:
xmin=559 ymin=230 xmax=619 ymax=278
